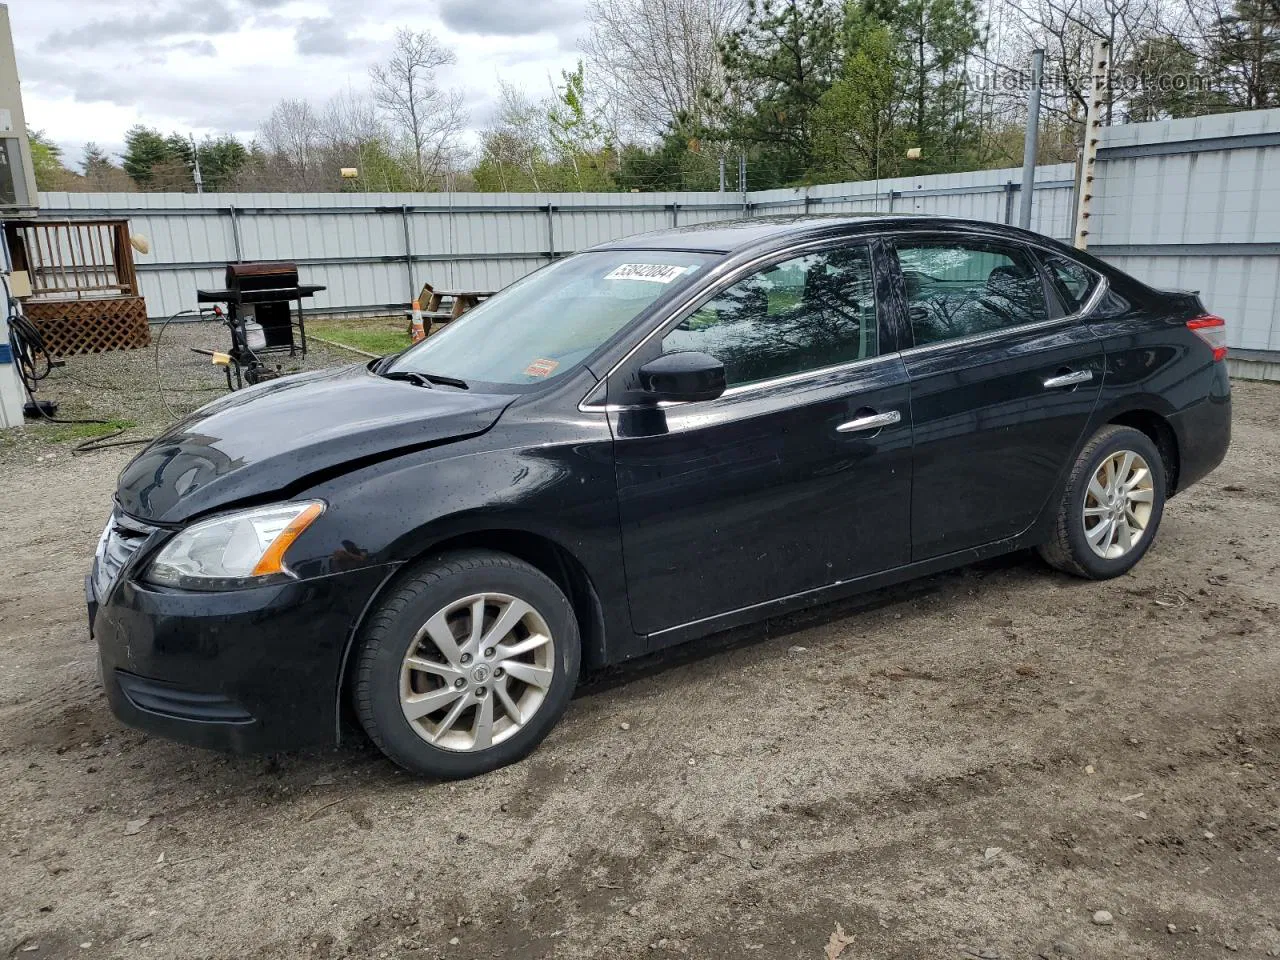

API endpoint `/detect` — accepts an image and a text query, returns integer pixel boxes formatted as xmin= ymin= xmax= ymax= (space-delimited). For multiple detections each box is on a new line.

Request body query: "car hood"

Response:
xmin=117 ymin=364 xmax=513 ymax=523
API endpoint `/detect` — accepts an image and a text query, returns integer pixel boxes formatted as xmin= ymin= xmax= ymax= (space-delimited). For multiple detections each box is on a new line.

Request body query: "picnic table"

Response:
xmin=406 ymin=286 xmax=497 ymax=335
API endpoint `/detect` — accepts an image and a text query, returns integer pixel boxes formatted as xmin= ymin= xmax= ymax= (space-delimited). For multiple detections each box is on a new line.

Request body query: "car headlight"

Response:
xmin=144 ymin=501 xmax=325 ymax=589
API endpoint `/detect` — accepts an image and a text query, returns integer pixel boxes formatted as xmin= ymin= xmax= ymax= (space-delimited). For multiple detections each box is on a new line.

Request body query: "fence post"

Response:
xmin=400 ymin=205 xmax=414 ymax=296
xmin=670 ymin=203 xmax=679 ymax=227
xmin=1003 ymin=181 xmax=1018 ymax=224
xmin=228 ymin=205 xmax=243 ymax=262
xmin=546 ymin=203 xmax=556 ymax=259
xmin=1019 ymin=48 xmax=1045 ymax=230
xmin=1074 ymin=38 xmax=1111 ymax=249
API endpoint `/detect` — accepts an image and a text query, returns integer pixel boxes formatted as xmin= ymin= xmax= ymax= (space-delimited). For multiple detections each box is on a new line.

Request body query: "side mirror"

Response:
xmin=638 ymin=351 xmax=726 ymax=403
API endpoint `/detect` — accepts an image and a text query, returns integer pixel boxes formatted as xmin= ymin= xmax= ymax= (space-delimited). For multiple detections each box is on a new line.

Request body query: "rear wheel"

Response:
xmin=1038 ymin=425 xmax=1166 ymax=579
xmin=354 ymin=550 xmax=580 ymax=778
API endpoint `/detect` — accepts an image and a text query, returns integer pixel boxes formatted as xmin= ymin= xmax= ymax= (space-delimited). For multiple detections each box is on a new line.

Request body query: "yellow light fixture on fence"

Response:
xmin=130 ymin=233 xmax=150 ymax=255
xmin=905 ymin=147 xmax=922 ymax=161
xmin=340 ymin=167 xmax=359 ymax=179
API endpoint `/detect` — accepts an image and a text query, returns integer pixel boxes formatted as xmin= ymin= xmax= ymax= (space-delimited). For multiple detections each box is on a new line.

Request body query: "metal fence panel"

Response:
xmin=1090 ymin=106 xmax=1280 ymax=364
xmin=37 ymin=164 xmax=1082 ymax=320
xmin=31 ymin=109 xmax=1280 ymax=379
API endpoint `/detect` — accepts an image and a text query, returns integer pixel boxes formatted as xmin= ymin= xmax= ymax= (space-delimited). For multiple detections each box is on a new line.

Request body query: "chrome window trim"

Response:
xmin=578 ymin=235 xmax=881 ymax=413
xmin=578 ymin=227 xmax=1110 ymax=412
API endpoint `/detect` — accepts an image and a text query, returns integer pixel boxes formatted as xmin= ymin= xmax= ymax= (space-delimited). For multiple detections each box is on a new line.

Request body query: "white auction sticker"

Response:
xmin=603 ymin=263 xmax=691 ymax=284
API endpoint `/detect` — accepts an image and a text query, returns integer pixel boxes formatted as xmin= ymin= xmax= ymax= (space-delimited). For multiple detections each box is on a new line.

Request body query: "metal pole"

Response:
xmin=228 ymin=205 xmax=242 ymax=262
xmin=718 ymin=157 xmax=726 ymax=192
xmin=400 ymin=205 xmax=414 ymax=295
xmin=546 ymin=204 xmax=556 ymax=260
xmin=190 ymin=133 xmax=203 ymax=194
xmin=739 ymin=154 xmax=748 ymax=215
xmin=1018 ymin=48 xmax=1044 ymax=230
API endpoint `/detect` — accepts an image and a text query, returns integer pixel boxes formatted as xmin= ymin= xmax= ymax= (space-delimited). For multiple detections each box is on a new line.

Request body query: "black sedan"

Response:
xmin=89 ymin=215 xmax=1231 ymax=778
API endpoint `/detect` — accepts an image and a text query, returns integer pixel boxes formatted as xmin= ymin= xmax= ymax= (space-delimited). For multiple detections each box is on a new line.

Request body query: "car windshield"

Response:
xmin=387 ymin=250 xmax=716 ymax=388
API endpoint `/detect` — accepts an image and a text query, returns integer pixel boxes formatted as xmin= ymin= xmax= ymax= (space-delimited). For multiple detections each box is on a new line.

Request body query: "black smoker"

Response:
xmin=197 ymin=262 xmax=325 ymax=389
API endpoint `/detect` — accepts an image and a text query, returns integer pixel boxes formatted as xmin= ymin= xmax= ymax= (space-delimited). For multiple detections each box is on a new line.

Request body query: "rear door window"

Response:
xmin=894 ymin=239 xmax=1049 ymax=348
xmin=1039 ymin=253 xmax=1102 ymax=314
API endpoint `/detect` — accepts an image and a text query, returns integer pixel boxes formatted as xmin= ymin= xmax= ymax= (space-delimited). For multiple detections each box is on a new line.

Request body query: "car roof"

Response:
xmin=591 ymin=213 xmax=1044 ymax=255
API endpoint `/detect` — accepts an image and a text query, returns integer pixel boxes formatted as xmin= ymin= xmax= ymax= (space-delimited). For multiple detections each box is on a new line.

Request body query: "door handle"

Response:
xmin=1043 ymin=369 xmax=1093 ymax=389
xmin=837 ymin=410 xmax=901 ymax=433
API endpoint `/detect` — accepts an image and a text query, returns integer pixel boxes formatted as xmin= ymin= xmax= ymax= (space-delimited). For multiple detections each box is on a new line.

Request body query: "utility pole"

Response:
xmin=1074 ymin=39 xmax=1110 ymax=249
xmin=718 ymin=156 xmax=726 ymax=192
xmin=738 ymin=153 xmax=747 ymax=215
xmin=190 ymin=133 xmax=204 ymax=194
xmin=1018 ymin=48 xmax=1044 ymax=230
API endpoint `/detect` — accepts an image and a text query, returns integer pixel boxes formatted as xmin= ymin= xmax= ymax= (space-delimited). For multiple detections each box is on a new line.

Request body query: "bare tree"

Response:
xmin=477 ymin=81 xmax=555 ymax=191
xmin=580 ymin=0 xmax=747 ymax=140
xmin=259 ymin=98 xmax=321 ymax=188
xmin=988 ymin=0 xmax=1193 ymax=122
xmin=370 ymin=27 xmax=467 ymax=190
xmin=320 ymin=88 xmax=384 ymax=149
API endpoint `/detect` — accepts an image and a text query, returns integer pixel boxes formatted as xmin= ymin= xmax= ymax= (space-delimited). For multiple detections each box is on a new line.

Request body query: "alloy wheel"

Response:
xmin=399 ymin=592 xmax=556 ymax=752
xmin=1082 ymin=449 xmax=1156 ymax=559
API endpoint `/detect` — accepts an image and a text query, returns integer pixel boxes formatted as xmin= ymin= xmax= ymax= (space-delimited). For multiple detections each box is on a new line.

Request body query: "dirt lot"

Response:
xmin=1 ymin=331 xmax=1277 ymax=960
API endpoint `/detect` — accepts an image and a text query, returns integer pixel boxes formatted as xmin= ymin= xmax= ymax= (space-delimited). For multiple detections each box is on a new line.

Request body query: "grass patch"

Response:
xmin=38 ymin=419 xmax=138 ymax=443
xmin=310 ymin=317 xmax=412 ymax=357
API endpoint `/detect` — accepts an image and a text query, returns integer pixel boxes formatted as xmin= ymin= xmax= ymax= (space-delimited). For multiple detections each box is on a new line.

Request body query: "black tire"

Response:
xmin=1038 ymin=425 xmax=1167 ymax=579
xmin=354 ymin=549 xmax=580 ymax=779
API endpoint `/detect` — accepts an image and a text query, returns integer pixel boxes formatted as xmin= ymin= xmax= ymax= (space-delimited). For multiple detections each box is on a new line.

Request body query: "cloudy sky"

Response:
xmin=7 ymin=0 xmax=589 ymax=170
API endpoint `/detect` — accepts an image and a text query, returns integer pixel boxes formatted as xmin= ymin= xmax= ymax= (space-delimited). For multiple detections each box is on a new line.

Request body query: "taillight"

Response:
xmin=1187 ymin=315 xmax=1228 ymax=361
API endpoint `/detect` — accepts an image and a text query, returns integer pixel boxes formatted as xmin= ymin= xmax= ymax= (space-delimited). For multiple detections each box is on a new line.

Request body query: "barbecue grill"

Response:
xmin=196 ymin=262 xmax=325 ymax=388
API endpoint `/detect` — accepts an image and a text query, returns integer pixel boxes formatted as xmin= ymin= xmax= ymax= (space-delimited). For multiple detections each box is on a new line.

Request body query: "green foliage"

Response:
xmin=717 ymin=0 xmax=843 ymax=185
xmin=1205 ymin=0 xmax=1280 ymax=110
xmin=616 ymin=129 xmax=724 ymax=191
xmin=310 ymin=319 xmax=411 ymax=356
xmin=196 ymin=136 xmax=250 ymax=191
xmin=1122 ymin=37 xmax=1211 ymax=120
xmin=547 ymin=62 xmax=615 ymax=190
xmin=29 ymin=129 xmax=76 ymax=190
xmin=474 ymin=66 xmax=619 ymax=192
xmin=81 ymin=142 xmax=112 ymax=176
xmin=38 ymin=419 xmax=137 ymax=443
xmin=867 ymin=0 xmax=980 ymax=172
xmin=122 ymin=126 xmax=175 ymax=185
xmin=813 ymin=14 xmax=907 ymax=181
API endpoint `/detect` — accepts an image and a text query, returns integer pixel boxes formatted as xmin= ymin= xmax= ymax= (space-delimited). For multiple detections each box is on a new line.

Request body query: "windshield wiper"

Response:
xmin=380 ymin=370 xmax=434 ymax=388
xmin=419 ymin=372 xmax=469 ymax=390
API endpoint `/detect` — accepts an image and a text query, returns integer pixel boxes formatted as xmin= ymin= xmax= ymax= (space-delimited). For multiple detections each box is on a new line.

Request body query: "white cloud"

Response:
xmin=8 ymin=0 xmax=589 ymax=168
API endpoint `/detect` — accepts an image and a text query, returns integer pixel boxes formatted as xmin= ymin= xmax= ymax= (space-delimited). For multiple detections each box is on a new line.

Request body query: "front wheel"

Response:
xmin=1038 ymin=425 xmax=1167 ymax=579
xmin=354 ymin=550 xmax=580 ymax=779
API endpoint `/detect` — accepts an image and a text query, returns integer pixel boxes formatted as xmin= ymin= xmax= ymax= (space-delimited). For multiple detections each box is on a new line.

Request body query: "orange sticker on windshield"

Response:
xmin=524 ymin=358 xmax=560 ymax=378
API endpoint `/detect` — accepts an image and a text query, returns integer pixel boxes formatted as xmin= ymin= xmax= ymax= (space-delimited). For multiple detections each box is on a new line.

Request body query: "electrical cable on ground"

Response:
xmin=3 ymin=274 xmax=217 ymax=454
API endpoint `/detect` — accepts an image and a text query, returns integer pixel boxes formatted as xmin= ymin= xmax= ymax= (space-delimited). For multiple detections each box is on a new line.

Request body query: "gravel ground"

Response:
xmin=1 ymin=335 xmax=1277 ymax=960
xmin=0 ymin=320 xmax=353 ymax=461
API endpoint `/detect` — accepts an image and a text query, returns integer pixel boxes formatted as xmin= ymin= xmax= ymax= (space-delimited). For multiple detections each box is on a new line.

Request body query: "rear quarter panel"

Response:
xmin=1086 ymin=287 xmax=1231 ymax=494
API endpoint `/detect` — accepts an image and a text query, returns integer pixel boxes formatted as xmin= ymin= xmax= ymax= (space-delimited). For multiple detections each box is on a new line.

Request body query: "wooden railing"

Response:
xmin=3 ymin=219 xmax=140 ymax=300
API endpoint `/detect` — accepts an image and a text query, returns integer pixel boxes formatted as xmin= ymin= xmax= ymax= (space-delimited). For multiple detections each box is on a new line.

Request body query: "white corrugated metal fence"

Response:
xmin=31 ymin=107 xmax=1280 ymax=377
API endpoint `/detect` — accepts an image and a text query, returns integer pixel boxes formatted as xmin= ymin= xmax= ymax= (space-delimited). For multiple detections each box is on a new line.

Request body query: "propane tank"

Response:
xmin=244 ymin=321 xmax=267 ymax=352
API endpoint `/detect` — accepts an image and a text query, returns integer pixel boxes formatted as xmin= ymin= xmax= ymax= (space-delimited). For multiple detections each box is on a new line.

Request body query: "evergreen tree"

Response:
xmin=1206 ymin=0 xmax=1280 ymax=109
xmin=717 ymin=0 xmax=843 ymax=186
xmin=122 ymin=126 xmax=176 ymax=185
xmin=813 ymin=11 xmax=907 ymax=181
xmin=196 ymin=135 xmax=250 ymax=191
xmin=866 ymin=0 xmax=980 ymax=170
